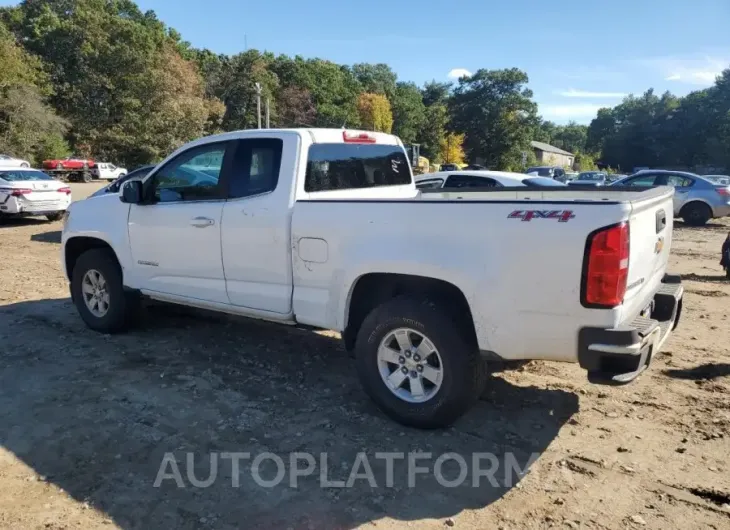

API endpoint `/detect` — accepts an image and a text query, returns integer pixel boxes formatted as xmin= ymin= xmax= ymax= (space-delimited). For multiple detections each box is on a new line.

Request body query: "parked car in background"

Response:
xmin=704 ymin=175 xmax=730 ymax=186
xmin=568 ymin=171 xmax=609 ymax=187
xmin=43 ymin=156 xmax=96 ymax=170
xmin=415 ymin=170 xmax=567 ymax=189
xmin=0 ymin=168 xmax=71 ymax=221
xmin=607 ymin=174 xmax=627 ymax=184
xmin=61 ymin=128 xmax=682 ymax=428
xmin=611 ymin=169 xmax=730 ymax=226
xmin=526 ymin=166 xmax=567 ymax=182
xmin=88 ymin=164 xmax=156 ymax=199
xmin=94 ymin=163 xmax=127 ymax=180
xmin=439 ymin=163 xmax=460 ymax=171
xmin=0 ymin=154 xmax=30 ymax=168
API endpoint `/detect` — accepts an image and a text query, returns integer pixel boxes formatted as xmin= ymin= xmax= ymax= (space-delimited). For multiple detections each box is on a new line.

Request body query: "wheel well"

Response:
xmin=679 ymin=200 xmax=711 ymax=217
xmin=343 ymin=273 xmax=477 ymax=352
xmin=64 ymin=237 xmax=116 ymax=281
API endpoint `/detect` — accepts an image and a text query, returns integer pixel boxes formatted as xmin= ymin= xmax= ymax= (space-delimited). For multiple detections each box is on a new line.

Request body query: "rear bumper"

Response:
xmin=578 ymin=274 xmax=683 ymax=384
xmin=712 ymin=203 xmax=730 ymax=218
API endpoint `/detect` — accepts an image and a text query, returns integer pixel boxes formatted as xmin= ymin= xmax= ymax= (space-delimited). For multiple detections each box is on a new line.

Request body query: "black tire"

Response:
xmin=20 ymin=162 xmax=29 ymax=168
xmin=82 ymin=171 xmax=92 ymax=183
xmin=71 ymin=248 xmax=139 ymax=333
xmin=355 ymin=296 xmax=487 ymax=429
xmin=682 ymin=202 xmax=711 ymax=226
xmin=46 ymin=212 xmax=64 ymax=222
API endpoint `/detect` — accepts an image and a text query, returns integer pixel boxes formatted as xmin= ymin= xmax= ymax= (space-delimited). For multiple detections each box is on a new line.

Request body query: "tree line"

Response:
xmin=0 ymin=0 xmax=728 ymax=173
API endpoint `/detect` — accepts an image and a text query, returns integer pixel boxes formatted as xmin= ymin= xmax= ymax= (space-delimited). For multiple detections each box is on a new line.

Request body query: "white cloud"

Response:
xmin=540 ymin=103 xmax=606 ymax=121
xmin=556 ymin=88 xmax=627 ymax=98
xmin=447 ymin=68 xmax=472 ymax=79
xmin=643 ymin=55 xmax=727 ymax=85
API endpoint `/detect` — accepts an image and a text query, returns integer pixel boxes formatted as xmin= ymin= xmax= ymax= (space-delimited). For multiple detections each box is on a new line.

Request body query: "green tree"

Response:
xmin=419 ymin=103 xmax=448 ymax=162
xmin=391 ymin=82 xmax=425 ymax=144
xmin=271 ymin=56 xmax=361 ymax=127
xmin=449 ymin=68 xmax=538 ymax=170
xmin=0 ymin=22 xmax=68 ymax=164
xmin=352 ymin=63 xmax=397 ymax=100
xmin=422 ymin=81 xmax=451 ymax=107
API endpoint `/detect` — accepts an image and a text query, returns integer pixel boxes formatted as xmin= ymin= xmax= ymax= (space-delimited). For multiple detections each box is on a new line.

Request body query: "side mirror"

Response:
xmin=120 ymin=180 xmax=143 ymax=204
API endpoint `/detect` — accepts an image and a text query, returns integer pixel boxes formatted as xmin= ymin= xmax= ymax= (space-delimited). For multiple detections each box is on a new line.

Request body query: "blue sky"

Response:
xmin=3 ymin=0 xmax=730 ymax=123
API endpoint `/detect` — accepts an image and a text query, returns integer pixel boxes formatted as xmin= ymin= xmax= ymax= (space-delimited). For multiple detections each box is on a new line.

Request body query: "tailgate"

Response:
xmin=619 ymin=188 xmax=674 ymax=323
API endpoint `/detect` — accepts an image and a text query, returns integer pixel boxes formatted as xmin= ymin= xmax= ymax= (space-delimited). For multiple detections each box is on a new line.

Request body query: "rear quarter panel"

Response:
xmin=291 ymin=198 xmax=633 ymax=362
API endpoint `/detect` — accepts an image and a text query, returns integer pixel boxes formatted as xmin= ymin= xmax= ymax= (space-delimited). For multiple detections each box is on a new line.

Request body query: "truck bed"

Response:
xmin=418 ymin=185 xmax=673 ymax=204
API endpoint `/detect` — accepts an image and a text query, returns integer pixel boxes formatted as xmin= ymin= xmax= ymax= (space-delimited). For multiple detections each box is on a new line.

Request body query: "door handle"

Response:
xmin=189 ymin=216 xmax=215 ymax=228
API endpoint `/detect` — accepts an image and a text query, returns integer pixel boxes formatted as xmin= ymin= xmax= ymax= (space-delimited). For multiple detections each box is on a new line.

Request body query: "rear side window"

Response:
xmin=445 ymin=175 xmax=500 ymax=188
xmin=624 ymin=175 xmax=657 ymax=187
xmin=664 ymin=175 xmax=694 ymax=188
xmin=416 ymin=178 xmax=444 ymax=189
xmin=228 ymin=139 xmax=283 ymax=199
xmin=305 ymin=144 xmax=411 ymax=192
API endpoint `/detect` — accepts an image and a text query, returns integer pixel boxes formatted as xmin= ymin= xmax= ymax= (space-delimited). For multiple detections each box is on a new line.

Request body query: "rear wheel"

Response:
xmin=82 ymin=171 xmax=92 ymax=183
xmin=682 ymin=202 xmax=711 ymax=226
xmin=46 ymin=212 xmax=64 ymax=222
xmin=71 ymin=248 xmax=139 ymax=333
xmin=20 ymin=162 xmax=29 ymax=168
xmin=355 ymin=296 xmax=486 ymax=428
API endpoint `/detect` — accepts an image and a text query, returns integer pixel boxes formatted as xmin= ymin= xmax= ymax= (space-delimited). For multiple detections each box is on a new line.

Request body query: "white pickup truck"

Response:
xmin=61 ymin=128 xmax=683 ymax=428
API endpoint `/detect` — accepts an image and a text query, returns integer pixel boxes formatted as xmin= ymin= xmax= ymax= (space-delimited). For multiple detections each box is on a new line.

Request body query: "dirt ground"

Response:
xmin=0 ymin=182 xmax=728 ymax=530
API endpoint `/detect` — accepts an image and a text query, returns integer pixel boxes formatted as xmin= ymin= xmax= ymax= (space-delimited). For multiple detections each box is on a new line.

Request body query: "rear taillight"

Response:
xmin=1 ymin=188 xmax=33 ymax=197
xmin=58 ymin=187 xmax=72 ymax=195
xmin=343 ymin=131 xmax=377 ymax=143
xmin=716 ymin=187 xmax=730 ymax=197
xmin=582 ymin=222 xmax=630 ymax=308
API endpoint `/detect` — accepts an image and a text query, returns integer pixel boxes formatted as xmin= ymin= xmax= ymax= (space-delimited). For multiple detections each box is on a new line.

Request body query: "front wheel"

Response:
xmin=355 ymin=296 xmax=486 ymax=428
xmin=46 ymin=212 xmax=64 ymax=222
xmin=71 ymin=248 xmax=139 ymax=333
xmin=20 ymin=162 xmax=29 ymax=168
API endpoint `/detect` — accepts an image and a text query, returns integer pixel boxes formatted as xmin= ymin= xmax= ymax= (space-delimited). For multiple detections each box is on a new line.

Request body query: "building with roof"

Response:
xmin=531 ymin=141 xmax=574 ymax=168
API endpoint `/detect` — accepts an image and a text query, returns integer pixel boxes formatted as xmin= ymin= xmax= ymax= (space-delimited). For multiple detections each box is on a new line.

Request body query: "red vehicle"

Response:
xmin=43 ymin=156 xmax=96 ymax=170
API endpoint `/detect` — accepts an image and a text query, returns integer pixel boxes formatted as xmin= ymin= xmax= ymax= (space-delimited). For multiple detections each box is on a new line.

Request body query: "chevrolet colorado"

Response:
xmin=61 ymin=129 xmax=683 ymax=428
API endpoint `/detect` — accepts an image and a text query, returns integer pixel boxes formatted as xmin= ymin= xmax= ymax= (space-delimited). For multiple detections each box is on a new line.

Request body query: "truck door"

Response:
xmin=220 ymin=137 xmax=294 ymax=314
xmin=127 ymin=141 xmax=231 ymax=303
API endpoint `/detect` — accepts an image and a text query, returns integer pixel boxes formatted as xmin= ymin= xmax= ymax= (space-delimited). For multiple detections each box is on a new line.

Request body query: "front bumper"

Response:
xmin=578 ymin=274 xmax=683 ymax=385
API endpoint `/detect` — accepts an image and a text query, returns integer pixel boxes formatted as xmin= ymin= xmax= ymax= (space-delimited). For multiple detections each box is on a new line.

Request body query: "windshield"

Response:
xmin=524 ymin=177 xmax=566 ymax=187
xmin=577 ymin=172 xmax=606 ymax=181
xmin=0 ymin=170 xmax=53 ymax=182
xmin=526 ymin=167 xmax=553 ymax=177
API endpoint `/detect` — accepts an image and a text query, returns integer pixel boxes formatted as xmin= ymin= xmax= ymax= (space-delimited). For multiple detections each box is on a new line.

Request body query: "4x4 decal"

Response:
xmin=508 ymin=210 xmax=575 ymax=222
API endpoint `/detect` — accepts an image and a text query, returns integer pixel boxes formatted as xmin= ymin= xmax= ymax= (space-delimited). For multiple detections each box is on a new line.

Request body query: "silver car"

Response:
xmin=704 ymin=175 xmax=730 ymax=186
xmin=612 ymin=170 xmax=730 ymax=226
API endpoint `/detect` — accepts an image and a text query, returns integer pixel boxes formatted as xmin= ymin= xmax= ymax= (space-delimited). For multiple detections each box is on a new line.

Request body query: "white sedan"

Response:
xmin=0 ymin=168 xmax=72 ymax=221
xmin=0 ymin=154 xmax=31 ymax=168
xmin=415 ymin=170 xmax=567 ymax=189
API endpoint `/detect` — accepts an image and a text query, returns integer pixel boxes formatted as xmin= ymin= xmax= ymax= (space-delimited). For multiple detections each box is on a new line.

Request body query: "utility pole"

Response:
xmin=265 ymin=97 xmax=270 ymax=128
xmin=255 ymin=82 xmax=262 ymax=129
